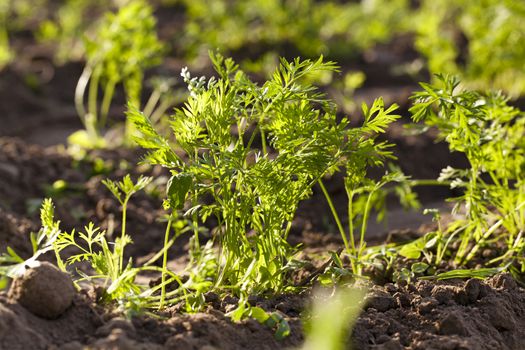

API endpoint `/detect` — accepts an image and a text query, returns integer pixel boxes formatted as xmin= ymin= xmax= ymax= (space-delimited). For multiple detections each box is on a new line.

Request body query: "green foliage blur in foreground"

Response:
xmin=301 ymin=287 xmax=366 ymax=350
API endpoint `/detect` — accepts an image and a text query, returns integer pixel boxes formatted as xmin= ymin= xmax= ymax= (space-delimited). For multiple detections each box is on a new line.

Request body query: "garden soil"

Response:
xmin=0 ymin=267 xmax=524 ymax=349
xmin=1 ymin=36 xmax=524 ymax=349
xmin=2 ymin=115 xmax=525 ymax=350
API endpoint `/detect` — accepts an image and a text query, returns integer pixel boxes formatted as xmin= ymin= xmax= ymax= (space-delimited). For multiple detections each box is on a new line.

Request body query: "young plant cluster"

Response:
xmin=0 ymin=53 xmax=400 ymax=325
xmin=0 ymin=57 xmax=524 ymax=350
xmin=401 ymin=75 xmax=525 ymax=278
xmin=2 ymin=0 xmax=525 ymax=345
xmin=338 ymin=75 xmax=525 ymax=285
xmin=129 ymin=53 xmax=398 ymax=308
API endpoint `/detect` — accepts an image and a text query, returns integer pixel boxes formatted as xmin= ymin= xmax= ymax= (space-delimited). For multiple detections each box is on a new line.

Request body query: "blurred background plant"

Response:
xmin=2 ymin=0 xmax=525 ymax=150
xmin=414 ymin=0 xmax=525 ymax=97
xmin=174 ymin=0 xmax=410 ymax=65
xmin=70 ymin=0 xmax=165 ymax=148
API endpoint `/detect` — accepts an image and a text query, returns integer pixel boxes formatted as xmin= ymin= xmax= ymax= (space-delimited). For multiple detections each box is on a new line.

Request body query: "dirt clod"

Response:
xmin=8 ymin=262 xmax=76 ymax=319
xmin=490 ymin=273 xmax=517 ymax=290
xmin=353 ymin=274 xmax=525 ymax=349
xmin=464 ymin=279 xmax=481 ymax=303
xmin=416 ymin=297 xmax=438 ymax=315
xmin=431 ymin=285 xmax=455 ymax=305
xmin=483 ymin=300 xmax=515 ymax=331
xmin=437 ymin=311 xmax=469 ymax=336
xmin=366 ymin=292 xmax=396 ymax=312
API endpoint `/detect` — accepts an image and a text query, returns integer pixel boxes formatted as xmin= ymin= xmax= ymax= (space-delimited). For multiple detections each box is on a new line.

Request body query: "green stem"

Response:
xmin=347 ymin=189 xmax=358 ymax=274
xmin=408 ymin=179 xmax=451 ymax=187
xmin=150 ymin=97 xmax=175 ymax=124
xmin=88 ymin=67 xmax=101 ymax=126
xmin=100 ymin=79 xmax=117 ymax=129
xmin=119 ymin=198 xmax=128 ymax=273
xmin=191 ymin=192 xmax=200 ymax=251
xmin=159 ymin=214 xmax=173 ymax=310
xmin=465 ymin=199 xmax=525 ymax=263
xmin=143 ymin=88 xmax=161 ymax=118
xmin=347 ymin=190 xmax=356 ymax=252
xmin=260 ymin=129 xmax=267 ymax=155
xmin=74 ymin=65 xmax=92 ymax=126
xmin=358 ymin=191 xmax=374 ymax=259
xmin=144 ymin=232 xmax=177 ymax=266
xmin=319 ymin=179 xmax=349 ymax=252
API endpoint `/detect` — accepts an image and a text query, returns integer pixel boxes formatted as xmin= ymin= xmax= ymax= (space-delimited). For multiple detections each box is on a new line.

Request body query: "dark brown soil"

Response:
xmin=1 ymin=270 xmax=524 ymax=349
xmin=0 ymin=288 xmax=304 ymax=350
xmin=354 ymin=274 xmax=525 ymax=350
xmin=0 ymin=207 xmax=34 ymax=257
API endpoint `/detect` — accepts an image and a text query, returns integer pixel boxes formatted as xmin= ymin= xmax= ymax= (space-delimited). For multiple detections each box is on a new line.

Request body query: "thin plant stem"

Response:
xmin=318 ymin=179 xmax=349 ymax=252
xmin=143 ymin=88 xmax=161 ymax=118
xmin=359 ymin=191 xmax=374 ymax=258
xmin=88 ymin=68 xmax=101 ymax=125
xmin=465 ymin=199 xmax=525 ymax=263
xmin=408 ymin=179 xmax=451 ymax=187
xmin=191 ymin=192 xmax=200 ymax=250
xmin=74 ymin=65 xmax=92 ymax=126
xmin=144 ymin=233 xmax=177 ymax=266
xmin=150 ymin=98 xmax=175 ymax=124
xmin=119 ymin=197 xmax=128 ymax=273
xmin=100 ymin=79 xmax=117 ymax=129
xmin=159 ymin=214 xmax=173 ymax=310
xmin=346 ymin=189 xmax=358 ymax=273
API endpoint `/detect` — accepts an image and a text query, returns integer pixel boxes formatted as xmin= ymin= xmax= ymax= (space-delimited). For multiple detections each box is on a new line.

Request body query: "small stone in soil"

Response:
xmin=8 ymin=261 xmax=75 ymax=319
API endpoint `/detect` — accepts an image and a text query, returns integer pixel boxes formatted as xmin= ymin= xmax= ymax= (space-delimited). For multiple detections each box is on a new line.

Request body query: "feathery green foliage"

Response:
xmin=0 ymin=175 xmax=155 ymax=309
xmin=129 ymin=53 xmax=399 ymax=301
xmin=395 ymin=75 xmax=525 ymax=280
xmin=178 ymin=0 xmax=409 ymax=62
